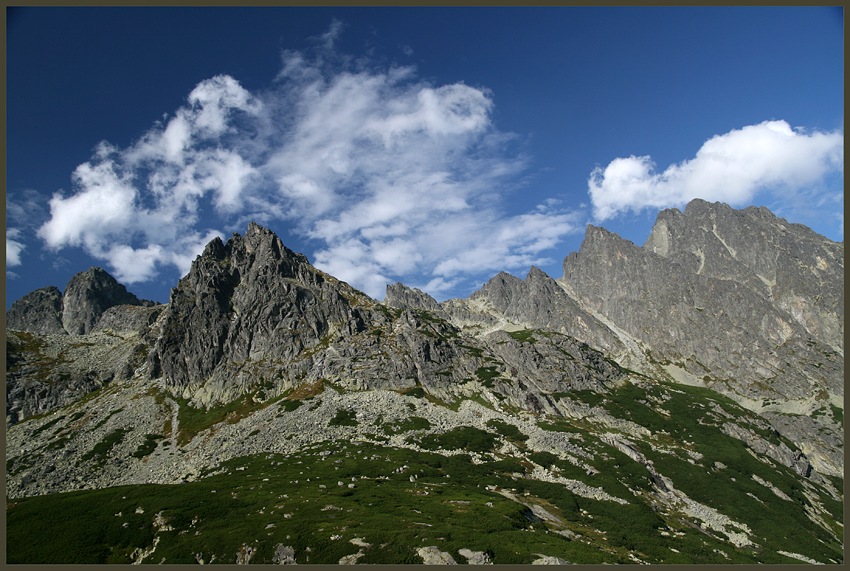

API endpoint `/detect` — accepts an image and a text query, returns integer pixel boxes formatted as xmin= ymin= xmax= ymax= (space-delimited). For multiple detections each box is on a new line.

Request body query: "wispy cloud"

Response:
xmin=6 ymin=229 xmax=25 ymax=268
xmin=588 ymin=120 xmax=844 ymax=222
xmin=7 ymin=189 xmax=48 ymax=272
xmin=36 ymin=25 xmax=580 ymax=298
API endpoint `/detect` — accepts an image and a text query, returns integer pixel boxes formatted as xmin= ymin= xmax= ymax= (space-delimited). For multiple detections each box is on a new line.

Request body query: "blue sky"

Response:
xmin=6 ymin=6 xmax=844 ymax=307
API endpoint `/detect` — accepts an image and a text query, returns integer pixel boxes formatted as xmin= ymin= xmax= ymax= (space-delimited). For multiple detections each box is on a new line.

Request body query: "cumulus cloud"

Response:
xmin=588 ymin=120 xmax=844 ymax=221
xmin=38 ymin=75 xmax=262 ymax=284
xmin=37 ymin=26 xmax=579 ymax=297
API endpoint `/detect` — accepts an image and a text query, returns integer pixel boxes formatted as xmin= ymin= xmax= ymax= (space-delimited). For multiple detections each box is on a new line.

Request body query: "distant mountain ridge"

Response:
xmin=5 ymin=199 xmax=844 ymax=564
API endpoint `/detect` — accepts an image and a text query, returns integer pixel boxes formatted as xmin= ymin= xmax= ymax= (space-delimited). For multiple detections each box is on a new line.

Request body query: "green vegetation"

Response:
xmin=414 ymin=426 xmax=498 ymax=453
xmin=91 ymin=407 xmax=125 ymax=431
xmin=458 ymin=343 xmax=484 ymax=357
xmin=593 ymin=380 xmax=844 ymax=562
xmin=8 ymin=442 xmax=609 ymax=565
xmin=6 ymin=351 xmax=843 ymax=565
xmin=32 ymin=414 xmax=67 ymax=436
xmin=507 ymin=329 xmax=537 ymax=343
xmin=279 ymin=399 xmax=303 ymax=412
xmin=81 ymin=428 xmax=131 ymax=467
xmin=382 ymin=416 xmax=431 ymax=435
xmin=132 ymin=434 xmax=165 ymax=459
xmin=829 ymin=403 xmax=843 ymax=424
xmin=485 ymin=419 xmax=529 ymax=445
xmin=175 ymin=389 xmax=287 ymax=445
xmin=474 ymin=366 xmax=500 ymax=387
xmin=553 ymin=389 xmax=606 ymax=408
xmin=400 ymin=386 xmax=426 ymax=398
xmin=328 ymin=408 xmax=358 ymax=427
xmin=12 ymin=436 xmax=839 ymax=565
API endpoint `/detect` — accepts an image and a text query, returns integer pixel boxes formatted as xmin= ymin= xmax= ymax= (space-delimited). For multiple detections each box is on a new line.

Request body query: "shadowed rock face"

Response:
xmin=5 ymin=286 xmax=66 ymax=335
xmin=62 ymin=267 xmax=148 ymax=335
xmin=147 ymin=223 xmax=374 ymax=403
xmin=6 ymin=268 xmax=151 ymax=336
xmin=144 ymin=223 xmax=628 ymax=410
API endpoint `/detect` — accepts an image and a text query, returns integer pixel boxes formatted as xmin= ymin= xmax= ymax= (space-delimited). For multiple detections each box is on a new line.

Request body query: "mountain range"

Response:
xmin=5 ymin=199 xmax=843 ymax=564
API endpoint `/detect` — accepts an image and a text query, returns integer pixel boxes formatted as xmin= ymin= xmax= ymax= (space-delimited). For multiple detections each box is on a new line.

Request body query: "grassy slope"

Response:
xmin=7 ymin=380 xmax=844 ymax=564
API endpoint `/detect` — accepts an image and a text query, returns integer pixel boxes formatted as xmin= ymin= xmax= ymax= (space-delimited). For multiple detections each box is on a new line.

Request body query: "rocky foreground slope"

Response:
xmin=5 ymin=200 xmax=844 ymax=564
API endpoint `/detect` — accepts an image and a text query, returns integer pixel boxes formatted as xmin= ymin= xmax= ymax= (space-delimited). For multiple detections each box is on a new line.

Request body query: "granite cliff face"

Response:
xmin=5 ymin=201 xmax=844 ymax=564
xmin=147 ymin=223 xmax=373 ymax=404
xmin=145 ymin=222 xmax=623 ymax=410
xmin=5 ymin=286 xmax=66 ymax=335
xmin=562 ymin=223 xmax=842 ymax=403
xmin=645 ymin=200 xmax=843 ymax=353
xmin=5 ymin=268 xmax=162 ymax=424
xmin=6 ymin=266 xmax=153 ymax=336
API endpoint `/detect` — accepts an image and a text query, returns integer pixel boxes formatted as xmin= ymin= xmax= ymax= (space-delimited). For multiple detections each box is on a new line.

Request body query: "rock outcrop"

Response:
xmin=385 ymin=283 xmax=445 ymax=314
xmin=5 ymin=286 xmax=66 ymax=335
xmin=645 ymin=199 xmax=843 ymax=352
xmin=561 ymin=222 xmax=841 ymax=406
xmin=144 ymin=224 xmax=624 ymax=410
xmin=441 ymin=267 xmax=626 ymax=359
xmin=147 ymin=223 xmax=375 ymax=404
xmin=61 ymin=267 xmax=150 ymax=335
xmin=6 ymin=267 xmax=152 ymax=336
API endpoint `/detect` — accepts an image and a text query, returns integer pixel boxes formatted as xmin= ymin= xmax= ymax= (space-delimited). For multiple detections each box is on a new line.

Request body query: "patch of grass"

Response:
xmin=829 ymin=403 xmax=843 ymax=424
xmin=475 ymin=366 xmax=500 ymax=388
xmin=287 ymin=379 xmax=326 ymax=400
xmin=414 ymin=426 xmax=498 ymax=453
xmin=553 ymin=389 xmax=605 ymax=408
xmin=400 ymin=386 xmax=426 ymax=398
xmin=382 ymin=416 xmax=431 ymax=435
xmin=279 ymin=399 xmax=303 ymax=413
xmin=32 ymin=414 xmax=67 ymax=436
xmin=81 ymin=428 xmax=131 ymax=465
xmin=507 ymin=329 xmax=537 ymax=344
xmin=175 ymin=389 xmax=285 ymax=446
xmin=485 ymin=419 xmax=528 ymax=445
xmin=459 ymin=344 xmax=484 ymax=358
xmin=131 ymin=434 xmax=165 ymax=459
xmin=91 ymin=408 xmax=126 ymax=431
xmin=45 ymin=436 xmax=72 ymax=451
xmin=328 ymin=409 xmax=358 ymax=427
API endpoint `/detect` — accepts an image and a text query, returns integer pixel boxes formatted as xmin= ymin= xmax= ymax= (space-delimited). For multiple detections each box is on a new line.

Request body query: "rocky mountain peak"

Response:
xmin=384 ymin=282 xmax=442 ymax=313
xmin=5 ymin=286 xmax=66 ymax=335
xmin=644 ymin=199 xmax=843 ymax=352
xmin=562 ymin=200 xmax=842 ymax=456
xmin=61 ymin=267 xmax=147 ymax=335
xmin=6 ymin=267 xmax=148 ymax=336
xmin=148 ymin=223 xmax=373 ymax=405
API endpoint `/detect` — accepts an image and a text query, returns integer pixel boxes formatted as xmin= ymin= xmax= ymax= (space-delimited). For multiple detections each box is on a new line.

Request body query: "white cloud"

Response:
xmin=6 ymin=189 xmax=50 ymax=270
xmin=36 ymin=24 xmax=580 ymax=298
xmin=37 ymin=75 xmax=259 ymax=284
xmin=588 ymin=120 xmax=844 ymax=221
xmin=6 ymin=229 xmax=25 ymax=268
